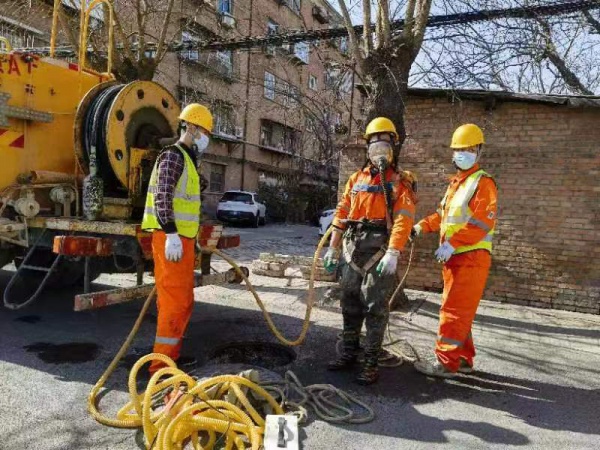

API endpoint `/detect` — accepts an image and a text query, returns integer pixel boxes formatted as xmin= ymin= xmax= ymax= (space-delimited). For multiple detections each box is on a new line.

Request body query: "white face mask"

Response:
xmin=452 ymin=151 xmax=477 ymax=170
xmin=194 ymin=132 xmax=210 ymax=153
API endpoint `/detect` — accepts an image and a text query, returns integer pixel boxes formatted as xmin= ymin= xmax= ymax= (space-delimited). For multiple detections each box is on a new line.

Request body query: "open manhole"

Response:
xmin=208 ymin=341 xmax=296 ymax=369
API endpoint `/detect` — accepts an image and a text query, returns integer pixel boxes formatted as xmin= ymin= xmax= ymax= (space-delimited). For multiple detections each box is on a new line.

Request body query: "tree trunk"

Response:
xmin=363 ymin=54 xmax=413 ymax=152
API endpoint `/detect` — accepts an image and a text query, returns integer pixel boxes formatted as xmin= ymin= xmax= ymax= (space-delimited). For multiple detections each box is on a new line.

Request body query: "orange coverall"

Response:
xmin=418 ymin=164 xmax=497 ymax=372
xmin=332 ymin=166 xmax=416 ymax=250
xmin=149 ymin=231 xmax=196 ymax=373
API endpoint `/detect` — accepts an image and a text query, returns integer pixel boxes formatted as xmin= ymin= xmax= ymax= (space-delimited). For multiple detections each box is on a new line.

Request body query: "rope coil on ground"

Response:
xmin=262 ymin=371 xmax=375 ymax=425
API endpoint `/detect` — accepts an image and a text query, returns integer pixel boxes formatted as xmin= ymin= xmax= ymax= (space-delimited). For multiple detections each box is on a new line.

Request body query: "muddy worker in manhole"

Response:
xmin=324 ymin=117 xmax=417 ymax=385
xmin=141 ymin=102 xmax=213 ymax=375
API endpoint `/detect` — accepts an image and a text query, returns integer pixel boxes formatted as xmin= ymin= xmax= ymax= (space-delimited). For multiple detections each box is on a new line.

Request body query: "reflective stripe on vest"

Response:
xmin=141 ymin=144 xmax=201 ymax=238
xmin=440 ymin=170 xmax=494 ymax=255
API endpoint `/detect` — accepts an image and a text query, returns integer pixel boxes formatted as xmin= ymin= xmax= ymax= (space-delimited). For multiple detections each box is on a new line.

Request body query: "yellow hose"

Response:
xmin=211 ymin=223 xmax=331 ymax=346
xmin=87 ymin=227 xmax=333 ymax=447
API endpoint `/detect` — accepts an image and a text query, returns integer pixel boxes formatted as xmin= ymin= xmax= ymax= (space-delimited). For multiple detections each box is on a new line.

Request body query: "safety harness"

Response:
xmin=341 ymin=167 xmax=396 ymax=276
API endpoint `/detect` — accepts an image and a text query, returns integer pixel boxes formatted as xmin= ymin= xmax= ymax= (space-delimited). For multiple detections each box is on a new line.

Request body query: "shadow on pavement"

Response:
xmin=1 ymin=269 xmax=599 ymax=447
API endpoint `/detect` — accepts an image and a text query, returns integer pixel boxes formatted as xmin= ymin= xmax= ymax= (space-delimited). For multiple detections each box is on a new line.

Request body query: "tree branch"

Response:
xmin=363 ymin=0 xmax=372 ymax=55
xmin=538 ymin=19 xmax=594 ymax=95
xmin=403 ymin=0 xmax=417 ymax=43
xmin=155 ymin=0 xmax=176 ymax=62
xmin=337 ymin=1 xmax=365 ymax=69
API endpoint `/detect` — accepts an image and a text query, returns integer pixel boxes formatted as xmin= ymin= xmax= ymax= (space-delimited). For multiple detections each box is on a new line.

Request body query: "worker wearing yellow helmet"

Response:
xmin=142 ymin=103 xmax=213 ymax=374
xmin=412 ymin=124 xmax=498 ymax=378
xmin=323 ymin=117 xmax=417 ymax=385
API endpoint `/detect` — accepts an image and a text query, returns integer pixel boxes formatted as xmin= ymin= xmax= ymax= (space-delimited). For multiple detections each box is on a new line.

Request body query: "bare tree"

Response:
xmin=337 ymin=0 xmax=433 ymax=147
xmin=413 ymin=1 xmax=600 ymax=95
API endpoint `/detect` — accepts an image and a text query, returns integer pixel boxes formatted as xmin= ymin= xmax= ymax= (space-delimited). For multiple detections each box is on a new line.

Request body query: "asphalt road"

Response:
xmin=1 ymin=224 xmax=599 ymax=449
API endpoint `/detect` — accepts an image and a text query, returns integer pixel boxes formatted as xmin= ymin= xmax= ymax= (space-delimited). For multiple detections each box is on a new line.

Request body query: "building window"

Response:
xmin=213 ymin=101 xmax=235 ymax=136
xmin=0 ymin=20 xmax=44 ymax=49
xmin=339 ymin=36 xmax=348 ymax=55
xmin=265 ymin=19 xmax=279 ymax=56
xmin=267 ymin=19 xmax=279 ymax=35
xmin=260 ymin=119 xmax=300 ymax=154
xmin=181 ymin=30 xmax=200 ymax=61
xmin=177 ymin=86 xmax=206 ymax=107
xmin=264 ymin=72 xmax=276 ymax=100
xmin=209 ymin=164 xmax=226 ymax=193
xmin=286 ymin=0 xmax=301 ymax=15
xmin=215 ymin=50 xmax=233 ymax=76
xmin=308 ymin=74 xmax=318 ymax=91
xmin=293 ymin=41 xmax=309 ymax=64
xmin=288 ymin=85 xmax=300 ymax=108
xmin=217 ymin=0 xmax=233 ymax=14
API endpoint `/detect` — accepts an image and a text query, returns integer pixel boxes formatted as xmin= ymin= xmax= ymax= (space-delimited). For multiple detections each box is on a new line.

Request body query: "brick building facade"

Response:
xmin=153 ymin=0 xmax=354 ymax=217
xmin=340 ymin=89 xmax=600 ymax=314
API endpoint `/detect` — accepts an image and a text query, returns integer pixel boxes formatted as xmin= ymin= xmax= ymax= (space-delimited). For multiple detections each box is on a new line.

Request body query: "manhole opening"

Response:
xmin=24 ymin=342 xmax=100 ymax=364
xmin=209 ymin=341 xmax=296 ymax=369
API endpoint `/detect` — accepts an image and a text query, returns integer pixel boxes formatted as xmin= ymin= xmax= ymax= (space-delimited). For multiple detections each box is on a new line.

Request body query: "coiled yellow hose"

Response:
xmin=87 ymin=228 xmax=333 ymax=447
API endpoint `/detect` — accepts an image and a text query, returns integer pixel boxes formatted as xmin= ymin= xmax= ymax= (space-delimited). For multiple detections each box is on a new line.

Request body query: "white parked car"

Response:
xmin=216 ymin=190 xmax=267 ymax=228
xmin=318 ymin=208 xmax=336 ymax=238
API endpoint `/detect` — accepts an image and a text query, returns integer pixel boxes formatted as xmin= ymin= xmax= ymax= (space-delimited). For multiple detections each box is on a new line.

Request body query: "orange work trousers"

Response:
xmin=436 ymin=250 xmax=491 ymax=372
xmin=149 ymin=231 xmax=196 ymax=373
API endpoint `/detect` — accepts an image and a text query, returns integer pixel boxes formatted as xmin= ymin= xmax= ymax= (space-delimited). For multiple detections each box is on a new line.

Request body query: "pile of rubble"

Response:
xmin=251 ymin=253 xmax=336 ymax=282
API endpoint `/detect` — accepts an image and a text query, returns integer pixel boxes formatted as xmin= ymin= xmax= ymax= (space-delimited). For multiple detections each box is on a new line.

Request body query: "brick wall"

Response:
xmin=339 ymin=95 xmax=600 ymax=314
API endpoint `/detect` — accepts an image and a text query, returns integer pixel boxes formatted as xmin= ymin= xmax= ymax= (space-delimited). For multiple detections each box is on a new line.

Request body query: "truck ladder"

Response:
xmin=3 ymin=230 xmax=63 ymax=310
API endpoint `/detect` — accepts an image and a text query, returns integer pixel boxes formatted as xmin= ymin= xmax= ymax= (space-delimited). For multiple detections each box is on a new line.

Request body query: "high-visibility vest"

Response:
xmin=142 ymin=144 xmax=201 ymax=238
xmin=440 ymin=169 xmax=494 ymax=255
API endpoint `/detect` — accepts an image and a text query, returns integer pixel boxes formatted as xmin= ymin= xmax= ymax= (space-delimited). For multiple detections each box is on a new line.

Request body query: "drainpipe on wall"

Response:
xmin=240 ymin=0 xmax=254 ymax=190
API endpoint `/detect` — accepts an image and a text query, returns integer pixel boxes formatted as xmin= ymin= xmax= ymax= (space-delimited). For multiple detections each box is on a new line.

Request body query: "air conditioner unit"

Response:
xmin=220 ymin=13 xmax=236 ymax=28
xmin=235 ymin=126 xmax=244 ymax=139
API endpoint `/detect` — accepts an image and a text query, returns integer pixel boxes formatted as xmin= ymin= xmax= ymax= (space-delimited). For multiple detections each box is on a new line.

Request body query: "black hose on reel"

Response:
xmin=82 ymin=84 xmax=124 ymax=196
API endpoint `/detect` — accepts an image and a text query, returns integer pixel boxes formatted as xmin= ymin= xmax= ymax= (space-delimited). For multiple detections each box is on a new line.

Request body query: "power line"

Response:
xmin=14 ymin=0 xmax=600 ymax=56
xmin=200 ymin=0 xmax=600 ymax=50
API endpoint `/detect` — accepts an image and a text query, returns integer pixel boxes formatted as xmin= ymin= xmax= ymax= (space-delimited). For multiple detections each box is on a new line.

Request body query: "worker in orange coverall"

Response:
xmin=142 ymin=103 xmax=213 ymax=374
xmin=324 ymin=117 xmax=417 ymax=385
xmin=413 ymin=123 xmax=497 ymax=378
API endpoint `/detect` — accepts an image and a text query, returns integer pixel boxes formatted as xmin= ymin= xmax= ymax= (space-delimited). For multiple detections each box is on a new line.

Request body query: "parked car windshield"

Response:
xmin=220 ymin=192 xmax=253 ymax=203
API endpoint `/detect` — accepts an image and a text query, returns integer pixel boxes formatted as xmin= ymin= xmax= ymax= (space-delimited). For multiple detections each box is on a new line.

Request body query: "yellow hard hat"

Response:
xmin=365 ymin=117 xmax=398 ymax=140
xmin=450 ymin=124 xmax=485 ymax=149
xmin=179 ymin=103 xmax=213 ymax=133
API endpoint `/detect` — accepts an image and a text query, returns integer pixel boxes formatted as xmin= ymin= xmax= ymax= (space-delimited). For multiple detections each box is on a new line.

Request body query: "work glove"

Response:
xmin=323 ymin=247 xmax=340 ymax=274
xmin=376 ymin=249 xmax=400 ymax=276
xmin=434 ymin=241 xmax=455 ymax=263
xmin=165 ymin=233 xmax=183 ymax=262
xmin=411 ymin=224 xmax=422 ymax=240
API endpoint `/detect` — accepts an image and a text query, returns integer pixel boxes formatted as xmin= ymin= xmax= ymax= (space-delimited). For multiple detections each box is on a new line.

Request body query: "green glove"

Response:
xmin=323 ymin=247 xmax=340 ymax=274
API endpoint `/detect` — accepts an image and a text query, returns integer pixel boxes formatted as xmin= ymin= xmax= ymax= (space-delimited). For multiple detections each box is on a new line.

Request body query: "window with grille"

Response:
xmin=309 ymin=74 xmax=318 ymax=91
xmin=264 ymin=72 xmax=276 ymax=100
xmin=213 ymin=101 xmax=235 ymax=136
xmin=209 ymin=164 xmax=226 ymax=193
xmin=287 ymin=0 xmax=301 ymax=15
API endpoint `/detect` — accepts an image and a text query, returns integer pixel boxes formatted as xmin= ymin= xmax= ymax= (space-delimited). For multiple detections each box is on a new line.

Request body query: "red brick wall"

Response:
xmin=339 ymin=96 xmax=600 ymax=314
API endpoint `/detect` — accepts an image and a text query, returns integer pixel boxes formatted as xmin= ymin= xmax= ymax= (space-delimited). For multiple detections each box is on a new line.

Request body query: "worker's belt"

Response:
xmin=342 ymin=221 xmax=389 ymax=276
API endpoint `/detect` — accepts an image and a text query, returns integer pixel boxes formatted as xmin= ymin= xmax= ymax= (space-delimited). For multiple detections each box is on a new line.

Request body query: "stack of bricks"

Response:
xmin=339 ymin=93 xmax=600 ymax=314
xmin=251 ymin=253 xmax=336 ymax=282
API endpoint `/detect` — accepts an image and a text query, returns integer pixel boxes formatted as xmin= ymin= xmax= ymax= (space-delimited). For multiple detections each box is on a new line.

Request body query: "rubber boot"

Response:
xmin=355 ymin=351 xmax=379 ymax=385
xmin=327 ymin=331 xmax=360 ymax=371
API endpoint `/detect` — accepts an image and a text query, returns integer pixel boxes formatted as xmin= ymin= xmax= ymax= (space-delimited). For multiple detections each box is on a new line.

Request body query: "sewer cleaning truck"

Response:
xmin=0 ymin=0 xmax=245 ymax=311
